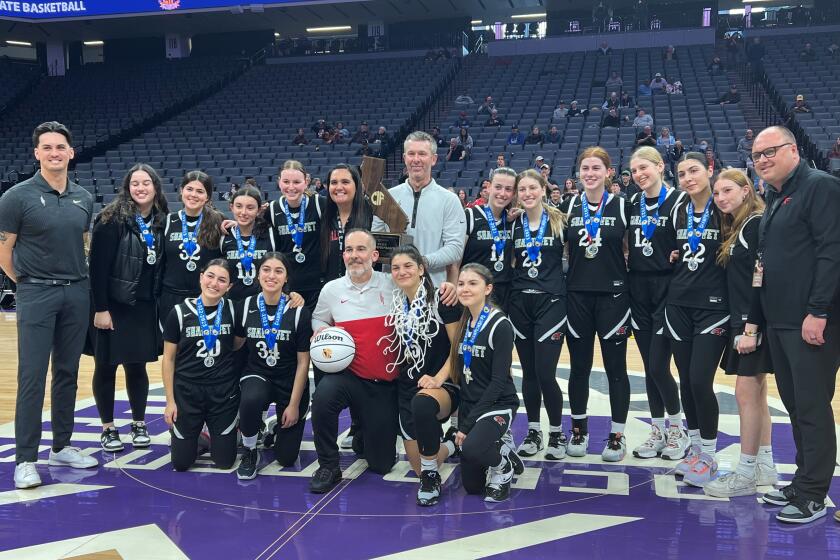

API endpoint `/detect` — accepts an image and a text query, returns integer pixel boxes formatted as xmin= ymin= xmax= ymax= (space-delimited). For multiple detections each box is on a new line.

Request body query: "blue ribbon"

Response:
xmin=179 ymin=210 xmax=203 ymax=258
xmin=482 ymin=205 xmax=507 ymax=260
xmin=282 ymin=196 xmax=307 ymax=250
xmin=462 ymin=305 xmax=491 ymax=373
xmin=257 ymin=293 xmax=287 ymax=352
xmin=640 ymin=186 xmax=668 ymax=241
xmin=522 ymin=210 xmax=549 ymax=264
xmin=195 ymin=297 xmax=224 ymax=353
xmin=134 ymin=213 xmax=155 ymax=253
xmin=233 ymin=226 xmax=255 ymax=274
xmin=582 ymin=191 xmax=608 ymax=243
xmin=686 ymin=197 xmax=713 ymax=254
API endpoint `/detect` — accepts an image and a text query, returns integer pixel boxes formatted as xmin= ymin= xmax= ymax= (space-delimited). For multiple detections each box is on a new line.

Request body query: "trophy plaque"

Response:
xmin=361 ymin=156 xmax=413 ymax=264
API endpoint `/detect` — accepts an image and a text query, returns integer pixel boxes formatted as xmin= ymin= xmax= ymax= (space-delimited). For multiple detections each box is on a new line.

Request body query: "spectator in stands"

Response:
xmin=828 ymin=43 xmax=840 ymax=58
xmin=477 ymin=96 xmax=497 ymax=115
xmin=553 ymin=101 xmax=568 ymax=120
xmin=244 ymin=177 xmax=257 ymax=188
xmin=791 ymin=94 xmax=811 ymax=114
xmin=632 ymin=109 xmax=653 ymax=130
xmin=725 ymin=34 xmax=740 ymax=66
xmin=799 ymin=42 xmax=816 ymax=62
xmin=525 ymin=126 xmax=545 ymax=146
xmin=605 ymin=72 xmax=624 ymax=91
xmin=667 ymin=139 xmax=685 ymax=177
xmin=602 ymin=92 xmax=621 ymax=111
xmin=431 ymin=126 xmax=447 ymax=148
xmin=457 ymin=189 xmax=468 ymax=207
xmin=311 ymin=118 xmax=329 ymax=136
xmin=656 ymin=127 xmax=675 ymax=150
xmin=708 ymin=55 xmax=726 ymax=75
xmin=356 ymin=139 xmax=373 ymax=157
xmin=457 ymin=127 xmax=474 ymax=155
xmin=717 ymin=85 xmax=741 ymax=105
xmin=468 ymin=180 xmax=490 ymax=208
xmin=293 ymin=128 xmax=308 ymax=145
xmin=374 ymin=126 xmax=391 ymax=151
xmin=335 ymin=122 xmax=350 ymax=140
xmin=597 ymin=41 xmax=612 ymax=56
xmin=446 ymin=138 xmax=466 ymax=162
xmin=546 ymin=125 xmax=562 ymax=144
xmin=737 ymin=129 xmax=755 ymax=169
xmin=319 ymin=129 xmax=337 ymax=144
xmin=567 ymin=100 xmax=589 ymax=118
xmin=311 ymin=177 xmax=324 ymax=194
xmin=662 ymin=45 xmax=678 ymax=61
xmin=601 ymin=107 xmax=621 ymax=128
xmin=619 ymin=91 xmax=635 ymax=107
xmin=453 ymin=111 xmax=471 ymax=130
xmin=351 ymin=122 xmax=370 ymax=144
xmin=562 ymin=177 xmax=579 ymax=201
xmin=705 ymin=147 xmax=721 ymax=174
xmin=533 ymin=155 xmax=546 ymax=171
xmin=649 ymin=73 xmax=668 ymax=94
xmin=619 ymin=170 xmax=639 ymax=198
xmin=496 ymin=153 xmax=506 ymax=168
xmin=548 ymin=187 xmax=563 ymax=208
xmin=830 ymin=137 xmax=840 ymax=160
xmin=666 ymin=80 xmax=683 ymax=95
xmin=609 ymin=181 xmax=625 ymax=197
xmin=636 ymin=125 xmax=656 ymax=147
xmin=638 ymin=81 xmax=652 ymax=97
xmin=506 ymin=125 xmax=525 ymax=146
xmin=540 ymin=164 xmax=558 ymax=190
xmin=484 ymin=109 xmax=504 ymax=127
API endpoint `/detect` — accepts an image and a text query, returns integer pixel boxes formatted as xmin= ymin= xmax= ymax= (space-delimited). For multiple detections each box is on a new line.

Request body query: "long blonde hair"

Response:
xmin=715 ymin=169 xmax=765 ymax=266
xmin=630 ymin=146 xmax=672 ymax=190
xmin=515 ymin=169 xmax=567 ymax=234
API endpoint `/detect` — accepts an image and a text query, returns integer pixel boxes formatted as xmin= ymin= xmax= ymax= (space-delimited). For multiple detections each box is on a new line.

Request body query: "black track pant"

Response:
xmin=568 ymin=336 xmax=630 ymax=425
xmin=767 ymin=324 xmax=840 ymax=503
xmin=460 ymin=408 xmax=515 ymax=495
xmin=671 ymin=337 xmax=726 ymax=440
xmin=170 ymin=378 xmax=239 ymax=471
xmin=92 ymin=363 xmax=149 ymax=424
xmin=239 ymin=376 xmax=309 ymax=467
xmin=634 ymin=331 xmax=680 ymax=417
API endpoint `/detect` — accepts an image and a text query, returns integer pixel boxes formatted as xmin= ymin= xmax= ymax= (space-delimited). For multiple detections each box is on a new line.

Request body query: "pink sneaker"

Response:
xmin=674 ymin=444 xmax=700 ymax=477
xmin=683 ymin=453 xmax=718 ymax=488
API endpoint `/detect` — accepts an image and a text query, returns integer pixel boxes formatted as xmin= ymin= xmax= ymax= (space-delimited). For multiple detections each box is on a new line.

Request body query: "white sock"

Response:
xmin=757 ymin=445 xmax=775 ymax=467
xmin=688 ymin=429 xmax=701 ymax=448
xmin=668 ymin=413 xmax=683 ymax=428
xmin=611 ymin=422 xmax=625 ymax=434
xmin=420 ymin=457 xmax=438 ymax=472
xmin=549 ymin=424 xmax=562 ymax=434
xmin=242 ymin=435 xmax=258 ymax=449
xmin=443 ymin=440 xmax=456 ymax=457
xmin=450 ymin=416 xmax=458 ymax=430
xmin=736 ymin=453 xmax=757 ymax=479
xmin=528 ymin=422 xmax=541 ymax=432
xmin=700 ymin=438 xmax=717 ymax=459
xmin=651 ymin=417 xmax=666 ymax=433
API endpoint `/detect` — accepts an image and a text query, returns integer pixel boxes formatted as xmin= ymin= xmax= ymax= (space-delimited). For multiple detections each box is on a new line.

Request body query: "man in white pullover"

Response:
xmin=373 ymin=131 xmax=466 ymax=287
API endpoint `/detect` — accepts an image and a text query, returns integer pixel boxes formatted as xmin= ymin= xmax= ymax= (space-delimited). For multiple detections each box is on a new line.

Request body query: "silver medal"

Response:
xmin=528 ymin=267 xmax=539 ymax=278
xmin=494 ymin=260 xmax=504 ymax=272
xmin=203 ymin=356 xmax=215 ymax=368
xmin=585 ymin=244 xmax=599 ymax=259
xmin=687 ymin=258 xmax=699 ymax=272
xmin=186 ymin=260 xmax=197 ymax=271
xmin=295 ymin=252 xmax=306 ymax=263
xmin=146 ymin=252 xmax=157 ymax=265
xmin=642 ymin=244 xmax=654 ymax=257
xmin=242 ymin=276 xmax=254 ymax=286
xmin=266 ymin=355 xmax=277 ymax=367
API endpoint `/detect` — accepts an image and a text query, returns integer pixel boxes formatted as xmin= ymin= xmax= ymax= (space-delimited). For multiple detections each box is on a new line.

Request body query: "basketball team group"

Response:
xmin=1 ymin=122 xmax=838 ymax=525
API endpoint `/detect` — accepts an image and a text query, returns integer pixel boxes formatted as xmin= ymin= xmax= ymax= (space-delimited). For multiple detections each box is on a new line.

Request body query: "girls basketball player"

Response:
xmin=450 ymin=264 xmax=520 ymax=502
xmin=269 ymin=160 xmax=322 ymax=311
xmin=507 ymin=169 xmax=569 ymax=460
xmin=563 ymin=147 xmax=632 ymax=462
xmin=380 ymin=245 xmax=463 ymax=506
xmin=159 ymin=171 xmax=223 ymax=325
xmin=320 ymin=164 xmax=373 ymax=282
xmin=162 ymin=259 xmax=239 ymax=471
xmin=90 ymin=163 xmax=168 ymax=451
xmin=234 ymin=253 xmax=312 ymax=480
xmin=704 ymin=169 xmax=778 ymax=497
xmin=667 ymin=153 xmax=729 ymax=487
xmin=627 ymin=147 xmax=690 ymax=460
xmin=220 ymin=186 xmax=276 ymax=302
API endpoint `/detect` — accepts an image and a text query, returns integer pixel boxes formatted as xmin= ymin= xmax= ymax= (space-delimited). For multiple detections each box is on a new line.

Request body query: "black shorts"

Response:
xmin=172 ymin=377 xmax=240 ymax=441
xmin=508 ymin=291 xmax=567 ymax=344
xmin=240 ymin=373 xmax=310 ymax=414
xmin=663 ymin=304 xmax=730 ymax=342
xmin=629 ymin=272 xmax=670 ymax=334
xmin=397 ymin=377 xmax=459 ymax=441
xmin=567 ymin=291 xmax=632 ymax=340
xmin=493 ymin=282 xmax=512 ymax=314
xmin=721 ymin=331 xmax=774 ymax=376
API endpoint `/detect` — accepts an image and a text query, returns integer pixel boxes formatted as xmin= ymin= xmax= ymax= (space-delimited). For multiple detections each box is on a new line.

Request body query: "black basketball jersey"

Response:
xmin=161 ymin=212 xmax=223 ymax=294
xmin=726 ymin=214 xmax=762 ymax=328
xmin=628 ymin=188 xmax=685 ymax=273
xmin=456 ymin=310 xmax=519 ymax=432
xmin=463 ymin=206 xmax=515 ymax=286
xmin=234 ymin=296 xmax=312 ymax=390
xmin=564 ymin=193 xmax=628 ymax=293
xmin=269 ymin=193 xmax=322 ymax=291
xmin=220 ymin=229 xmax=276 ymax=302
xmin=163 ymin=297 xmax=237 ymax=384
xmin=510 ymin=210 xmax=566 ymax=296
xmin=396 ymin=299 xmax=461 ymax=381
xmin=324 ymin=209 xmax=373 ymax=282
xmin=667 ymin=198 xmax=728 ymax=311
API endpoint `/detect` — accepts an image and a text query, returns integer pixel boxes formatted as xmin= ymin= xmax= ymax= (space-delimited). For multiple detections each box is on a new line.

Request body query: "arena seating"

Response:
xmin=79 ymin=56 xmax=459 ymax=213
xmin=434 ymin=46 xmax=748 ymax=194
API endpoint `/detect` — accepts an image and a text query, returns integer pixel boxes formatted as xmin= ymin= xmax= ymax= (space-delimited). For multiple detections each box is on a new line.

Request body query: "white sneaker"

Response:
xmin=14 ymin=462 xmax=41 ymax=489
xmin=704 ymin=471 xmax=757 ymax=498
xmin=48 ymin=447 xmax=99 ymax=469
xmin=756 ymin=462 xmax=779 ymax=486
xmin=602 ymin=433 xmax=627 ymax=462
xmin=660 ymin=426 xmax=691 ymax=461
xmin=566 ymin=430 xmax=589 ymax=457
xmin=633 ymin=425 xmax=666 ymax=459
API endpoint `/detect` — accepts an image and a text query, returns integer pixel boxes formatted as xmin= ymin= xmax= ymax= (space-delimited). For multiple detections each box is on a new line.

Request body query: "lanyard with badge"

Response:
xmin=582 ymin=191 xmax=608 ymax=258
xmin=180 ymin=210 xmax=203 ymax=271
xmin=233 ymin=226 xmax=256 ymax=286
xmin=685 ymin=197 xmax=713 ymax=271
xmin=522 ymin=210 xmax=548 ymax=278
xmin=461 ymin=306 xmax=491 ymax=384
xmin=282 ymin=197 xmax=307 ymax=263
xmin=195 ymin=297 xmax=224 ymax=368
xmin=257 ymin=293 xmax=287 ymax=367
xmin=639 ymin=186 xmax=668 ymax=257
xmin=483 ymin=206 xmax=508 ymax=272
xmin=135 ymin=213 xmax=157 ymax=265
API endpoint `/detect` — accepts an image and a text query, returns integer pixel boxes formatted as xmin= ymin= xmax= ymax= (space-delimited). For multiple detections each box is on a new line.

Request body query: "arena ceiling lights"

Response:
xmin=305 ymin=25 xmax=352 ymax=33
xmin=511 ymin=13 xmax=546 ymax=20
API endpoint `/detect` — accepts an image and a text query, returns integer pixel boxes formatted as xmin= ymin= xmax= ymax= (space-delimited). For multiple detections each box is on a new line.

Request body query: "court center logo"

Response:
xmin=159 ymin=0 xmax=180 ymax=11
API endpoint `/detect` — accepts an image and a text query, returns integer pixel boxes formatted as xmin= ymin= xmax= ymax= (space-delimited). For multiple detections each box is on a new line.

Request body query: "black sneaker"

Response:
xmin=417 ymin=470 xmax=442 ymax=506
xmin=309 ymin=466 xmax=342 ymax=494
xmin=261 ymin=420 xmax=277 ymax=449
xmin=763 ymin=484 xmax=797 ymax=506
xmin=500 ymin=430 xmax=524 ymax=475
xmin=484 ymin=457 xmax=513 ymax=503
xmin=237 ymin=448 xmax=260 ymax=480
xmin=776 ymin=497 xmax=827 ymax=524
xmin=100 ymin=427 xmax=124 ymax=452
xmin=544 ymin=431 xmax=568 ymax=461
xmin=517 ymin=428 xmax=543 ymax=457
xmin=443 ymin=426 xmax=461 ymax=458
xmin=130 ymin=422 xmax=151 ymax=448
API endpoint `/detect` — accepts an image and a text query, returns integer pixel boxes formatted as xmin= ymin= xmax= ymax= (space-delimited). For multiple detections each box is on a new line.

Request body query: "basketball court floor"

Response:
xmin=0 ymin=314 xmax=837 ymax=559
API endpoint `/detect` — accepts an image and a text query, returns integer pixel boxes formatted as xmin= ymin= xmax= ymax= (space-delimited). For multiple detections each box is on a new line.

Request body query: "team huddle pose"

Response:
xmin=7 ymin=123 xmax=839 ymax=522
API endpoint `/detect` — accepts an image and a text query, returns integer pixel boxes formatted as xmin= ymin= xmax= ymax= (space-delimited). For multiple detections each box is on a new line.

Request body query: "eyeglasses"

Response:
xmin=750 ymin=143 xmax=792 ymax=162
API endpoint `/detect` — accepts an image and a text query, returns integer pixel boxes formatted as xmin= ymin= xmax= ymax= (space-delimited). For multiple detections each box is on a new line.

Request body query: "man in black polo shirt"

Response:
xmin=0 ymin=122 xmax=97 ymax=489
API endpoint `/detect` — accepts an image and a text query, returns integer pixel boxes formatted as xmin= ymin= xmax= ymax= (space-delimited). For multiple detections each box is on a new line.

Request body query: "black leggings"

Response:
xmin=671 ymin=335 xmax=727 ymax=440
xmin=515 ymin=336 xmax=564 ymax=426
xmin=171 ymin=430 xmax=237 ymax=472
xmin=239 ymin=377 xmax=308 ymax=467
xmin=634 ymin=331 xmax=681 ymax=417
xmin=92 ymin=362 xmax=149 ymax=425
xmin=568 ymin=336 xmax=630 ymax=427
xmin=461 ymin=412 xmax=511 ymax=495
